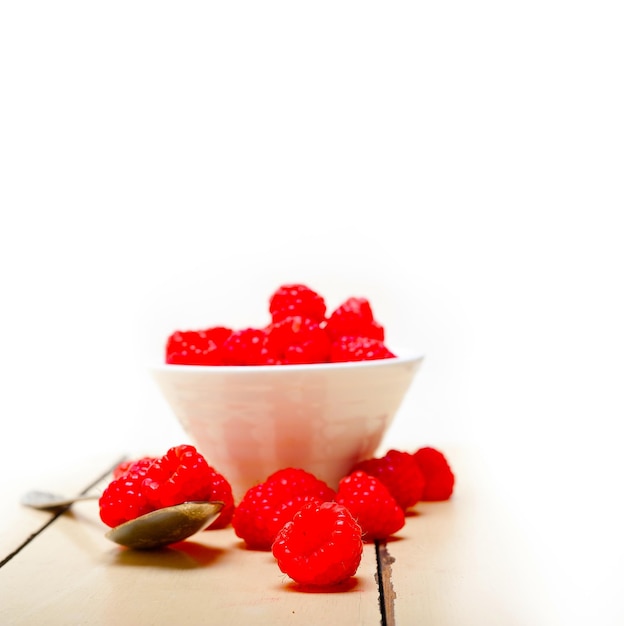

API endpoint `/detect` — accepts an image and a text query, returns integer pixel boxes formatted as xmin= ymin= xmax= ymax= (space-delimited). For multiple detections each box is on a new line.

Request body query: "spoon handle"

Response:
xmin=21 ymin=491 xmax=100 ymax=511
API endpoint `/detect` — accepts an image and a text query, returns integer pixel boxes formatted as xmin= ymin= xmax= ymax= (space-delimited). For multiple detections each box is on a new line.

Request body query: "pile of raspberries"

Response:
xmin=99 ymin=444 xmax=455 ymax=588
xmin=165 ymin=283 xmax=396 ymax=366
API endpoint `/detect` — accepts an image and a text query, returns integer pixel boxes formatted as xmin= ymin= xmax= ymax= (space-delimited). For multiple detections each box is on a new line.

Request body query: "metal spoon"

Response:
xmin=21 ymin=490 xmax=100 ymax=511
xmin=22 ymin=490 xmax=224 ymax=549
xmin=105 ymin=501 xmax=224 ymax=549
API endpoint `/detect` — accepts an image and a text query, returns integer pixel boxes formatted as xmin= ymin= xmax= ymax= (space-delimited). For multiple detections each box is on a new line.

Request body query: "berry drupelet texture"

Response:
xmin=99 ymin=445 xmax=234 ymax=530
xmin=271 ymin=501 xmax=363 ymax=587
xmin=232 ymin=467 xmax=335 ymax=550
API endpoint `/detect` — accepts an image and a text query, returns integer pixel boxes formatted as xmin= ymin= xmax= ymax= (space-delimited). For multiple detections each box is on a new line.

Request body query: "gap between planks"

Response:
xmin=375 ymin=541 xmax=396 ymax=626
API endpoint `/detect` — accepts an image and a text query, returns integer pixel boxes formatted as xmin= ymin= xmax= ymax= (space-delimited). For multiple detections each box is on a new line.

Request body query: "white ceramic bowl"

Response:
xmin=150 ymin=351 xmax=424 ymax=499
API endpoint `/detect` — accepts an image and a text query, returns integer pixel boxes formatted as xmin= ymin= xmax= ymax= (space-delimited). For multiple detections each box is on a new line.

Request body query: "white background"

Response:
xmin=1 ymin=2 xmax=623 ymax=623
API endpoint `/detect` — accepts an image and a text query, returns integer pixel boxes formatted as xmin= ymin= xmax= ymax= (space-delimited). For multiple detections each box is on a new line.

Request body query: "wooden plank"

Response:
xmin=0 ymin=477 xmax=383 ymax=625
xmin=0 ymin=453 xmax=125 ymax=563
xmin=2 ymin=445 xmax=574 ymax=624
xmin=385 ymin=448 xmax=562 ymax=625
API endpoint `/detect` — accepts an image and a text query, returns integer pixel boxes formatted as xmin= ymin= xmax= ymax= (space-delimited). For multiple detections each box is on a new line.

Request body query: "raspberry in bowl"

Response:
xmin=149 ymin=284 xmax=424 ymax=499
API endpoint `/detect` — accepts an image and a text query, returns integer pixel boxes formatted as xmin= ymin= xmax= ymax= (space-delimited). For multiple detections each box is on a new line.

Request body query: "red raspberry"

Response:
xmin=100 ymin=458 xmax=155 ymax=527
xmin=99 ymin=445 xmax=235 ymax=531
xmin=269 ymin=284 xmax=327 ymax=324
xmin=330 ymin=336 xmax=396 ymax=362
xmin=166 ymin=327 xmax=232 ymax=365
xmin=413 ymin=446 xmax=455 ymax=501
xmin=266 ymin=316 xmax=331 ymax=364
xmin=335 ymin=471 xmax=405 ymax=541
xmin=112 ymin=456 xmax=157 ymax=480
xmin=221 ymin=328 xmax=277 ymax=365
xmin=325 ymin=297 xmax=385 ymax=342
xmin=350 ymin=449 xmax=425 ymax=511
xmin=232 ymin=468 xmax=336 ymax=550
xmin=199 ymin=464 xmax=236 ymax=529
xmin=272 ymin=501 xmax=363 ymax=587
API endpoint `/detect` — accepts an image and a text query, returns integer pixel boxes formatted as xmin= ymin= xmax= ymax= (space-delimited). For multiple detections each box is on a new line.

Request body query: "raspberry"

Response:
xmin=330 ymin=336 xmax=396 ymax=362
xmin=99 ymin=445 xmax=235 ymax=531
xmin=325 ymin=297 xmax=385 ymax=342
xmin=350 ymin=449 xmax=425 ymax=510
xmin=266 ymin=316 xmax=331 ymax=364
xmin=269 ymin=284 xmax=327 ymax=324
xmin=335 ymin=471 xmax=405 ymax=541
xmin=272 ymin=501 xmax=363 ymax=586
xmin=232 ymin=468 xmax=336 ymax=550
xmin=199 ymin=464 xmax=236 ymax=529
xmin=166 ymin=327 xmax=232 ymax=365
xmin=413 ymin=446 xmax=455 ymax=501
xmin=163 ymin=285 xmax=400 ymax=367
xmin=100 ymin=458 xmax=155 ymax=527
xmin=221 ymin=328 xmax=277 ymax=365
xmin=112 ymin=456 xmax=157 ymax=480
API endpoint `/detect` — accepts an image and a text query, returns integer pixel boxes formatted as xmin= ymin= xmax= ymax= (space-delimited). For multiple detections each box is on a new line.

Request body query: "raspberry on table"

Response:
xmin=269 ymin=284 xmax=327 ymax=324
xmin=335 ymin=470 xmax=405 ymax=541
xmin=112 ymin=456 xmax=157 ymax=480
xmin=198 ymin=464 xmax=236 ymax=529
xmin=166 ymin=327 xmax=232 ymax=365
xmin=99 ymin=458 xmax=155 ymax=527
xmin=272 ymin=501 xmax=363 ymax=587
xmin=329 ymin=336 xmax=396 ymax=363
xmin=325 ymin=297 xmax=385 ymax=342
xmin=266 ymin=316 xmax=331 ymax=364
xmin=232 ymin=467 xmax=336 ymax=550
xmin=146 ymin=445 xmax=235 ymax=529
xmin=413 ymin=446 xmax=455 ymax=501
xmin=350 ymin=449 xmax=425 ymax=511
xmin=99 ymin=445 xmax=235 ymax=531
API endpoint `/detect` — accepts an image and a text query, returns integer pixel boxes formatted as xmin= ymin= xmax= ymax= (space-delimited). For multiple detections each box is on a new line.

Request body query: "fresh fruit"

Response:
xmin=266 ymin=316 xmax=331 ymax=364
xmin=112 ymin=456 xmax=157 ymax=480
xmin=99 ymin=445 xmax=234 ymax=530
xmin=272 ymin=501 xmax=363 ymax=586
xmin=166 ymin=327 xmax=232 ymax=365
xmin=330 ymin=336 xmax=396 ymax=362
xmin=269 ymin=284 xmax=327 ymax=323
xmin=198 ymin=464 xmax=236 ymax=529
xmin=335 ymin=470 xmax=405 ymax=541
xmin=100 ymin=457 xmax=155 ymax=527
xmin=221 ymin=328 xmax=275 ymax=366
xmin=413 ymin=446 xmax=455 ymax=501
xmin=325 ymin=297 xmax=385 ymax=342
xmin=350 ymin=449 xmax=425 ymax=510
xmin=164 ymin=283 xmax=398 ymax=366
xmin=232 ymin=467 xmax=335 ymax=550
xmin=101 ymin=441 xmax=457 ymax=593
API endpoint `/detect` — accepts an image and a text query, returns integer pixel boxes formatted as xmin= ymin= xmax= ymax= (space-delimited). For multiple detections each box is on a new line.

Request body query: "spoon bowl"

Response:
xmin=105 ymin=501 xmax=224 ymax=549
xmin=22 ymin=490 xmax=224 ymax=549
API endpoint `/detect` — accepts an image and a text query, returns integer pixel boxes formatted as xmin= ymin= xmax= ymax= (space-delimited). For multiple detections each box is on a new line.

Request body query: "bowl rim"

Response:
xmin=149 ymin=349 xmax=424 ymax=375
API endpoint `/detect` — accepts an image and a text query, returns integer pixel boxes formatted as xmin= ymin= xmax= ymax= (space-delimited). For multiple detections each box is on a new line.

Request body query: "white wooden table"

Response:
xmin=0 ymin=446 xmax=578 ymax=625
